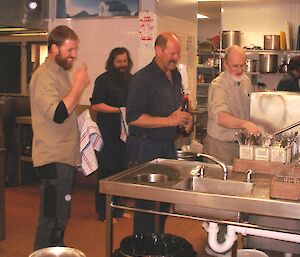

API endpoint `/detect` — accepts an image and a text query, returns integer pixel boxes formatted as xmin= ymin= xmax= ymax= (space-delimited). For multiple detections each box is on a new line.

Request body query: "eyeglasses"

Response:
xmin=227 ymin=63 xmax=246 ymax=71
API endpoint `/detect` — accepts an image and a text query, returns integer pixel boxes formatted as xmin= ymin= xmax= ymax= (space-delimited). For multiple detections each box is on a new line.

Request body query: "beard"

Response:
xmin=112 ymin=67 xmax=131 ymax=86
xmin=55 ymin=53 xmax=74 ymax=70
xmin=229 ymin=73 xmax=243 ymax=83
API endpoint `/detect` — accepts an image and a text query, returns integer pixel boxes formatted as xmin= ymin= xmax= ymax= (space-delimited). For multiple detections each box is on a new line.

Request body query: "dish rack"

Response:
xmin=270 ymin=164 xmax=300 ymax=200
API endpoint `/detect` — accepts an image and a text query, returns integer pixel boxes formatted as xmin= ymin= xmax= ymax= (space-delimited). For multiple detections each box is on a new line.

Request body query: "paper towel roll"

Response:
xmin=178 ymin=63 xmax=189 ymax=94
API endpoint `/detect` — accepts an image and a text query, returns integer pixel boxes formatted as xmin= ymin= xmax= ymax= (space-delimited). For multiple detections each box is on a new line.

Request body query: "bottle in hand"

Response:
xmin=177 ymin=92 xmax=191 ymax=137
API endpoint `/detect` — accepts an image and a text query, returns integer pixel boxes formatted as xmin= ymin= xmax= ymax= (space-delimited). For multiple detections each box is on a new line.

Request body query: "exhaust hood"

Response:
xmin=0 ymin=0 xmax=49 ymax=36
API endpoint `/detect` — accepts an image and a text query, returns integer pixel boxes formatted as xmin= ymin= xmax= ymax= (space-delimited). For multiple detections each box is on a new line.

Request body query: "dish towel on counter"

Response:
xmin=77 ymin=109 xmax=103 ymax=176
xmin=120 ymin=107 xmax=128 ymax=142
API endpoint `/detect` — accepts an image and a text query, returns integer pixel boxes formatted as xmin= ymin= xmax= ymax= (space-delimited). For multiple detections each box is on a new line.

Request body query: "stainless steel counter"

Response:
xmin=100 ymin=158 xmax=300 ymax=257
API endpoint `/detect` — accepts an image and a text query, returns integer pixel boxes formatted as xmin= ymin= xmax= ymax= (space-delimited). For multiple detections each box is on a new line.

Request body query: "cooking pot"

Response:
xmin=29 ymin=247 xmax=86 ymax=257
xmin=245 ymin=58 xmax=258 ymax=72
xmin=259 ymin=54 xmax=278 ymax=73
xmin=264 ymin=35 xmax=280 ymax=50
xmin=222 ymin=31 xmax=241 ymax=49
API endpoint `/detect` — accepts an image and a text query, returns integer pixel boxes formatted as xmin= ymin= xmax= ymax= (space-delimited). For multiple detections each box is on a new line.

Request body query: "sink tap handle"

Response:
xmin=199 ymin=165 xmax=205 ymax=177
xmin=245 ymin=169 xmax=255 ymax=183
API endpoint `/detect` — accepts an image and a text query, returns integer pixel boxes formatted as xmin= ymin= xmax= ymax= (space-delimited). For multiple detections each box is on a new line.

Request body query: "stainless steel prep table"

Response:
xmin=100 ymin=158 xmax=300 ymax=257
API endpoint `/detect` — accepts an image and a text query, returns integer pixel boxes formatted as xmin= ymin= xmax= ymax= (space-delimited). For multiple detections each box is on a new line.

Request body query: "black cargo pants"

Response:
xmin=34 ymin=163 xmax=75 ymax=250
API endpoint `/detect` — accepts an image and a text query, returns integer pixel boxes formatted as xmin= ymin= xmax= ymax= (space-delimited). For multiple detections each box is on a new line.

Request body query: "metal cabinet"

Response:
xmin=15 ymin=116 xmax=33 ymax=185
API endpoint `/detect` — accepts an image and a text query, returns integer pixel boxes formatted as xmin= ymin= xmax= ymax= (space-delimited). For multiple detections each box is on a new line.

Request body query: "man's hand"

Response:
xmin=183 ymin=113 xmax=193 ymax=133
xmin=73 ymin=62 xmax=90 ymax=92
xmin=168 ymin=108 xmax=190 ymax=127
xmin=244 ymin=120 xmax=261 ymax=135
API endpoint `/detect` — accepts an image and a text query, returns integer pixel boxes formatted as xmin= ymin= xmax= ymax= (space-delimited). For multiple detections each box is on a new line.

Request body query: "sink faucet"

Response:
xmin=196 ymin=153 xmax=228 ymax=180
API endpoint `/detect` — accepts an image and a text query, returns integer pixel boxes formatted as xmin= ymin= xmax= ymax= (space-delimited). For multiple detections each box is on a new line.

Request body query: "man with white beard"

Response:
xmin=203 ymin=45 xmax=260 ymax=166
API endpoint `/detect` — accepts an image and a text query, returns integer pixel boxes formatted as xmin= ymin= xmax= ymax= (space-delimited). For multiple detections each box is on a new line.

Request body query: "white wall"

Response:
xmin=48 ymin=0 xmax=197 ymax=105
xmin=221 ymin=2 xmax=300 ymax=48
xmin=198 ymin=19 xmax=221 ymax=42
xmin=158 ymin=16 xmax=198 ymax=107
xmin=49 ymin=17 xmax=140 ymax=104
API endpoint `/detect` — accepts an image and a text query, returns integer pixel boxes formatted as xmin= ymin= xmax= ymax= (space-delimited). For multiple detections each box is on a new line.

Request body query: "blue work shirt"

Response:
xmin=127 ymin=59 xmax=182 ymax=140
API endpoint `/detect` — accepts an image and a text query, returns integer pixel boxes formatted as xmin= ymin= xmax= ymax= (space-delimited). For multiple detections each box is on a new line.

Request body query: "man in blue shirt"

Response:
xmin=126 ymin=32 xmax=192 ymax=233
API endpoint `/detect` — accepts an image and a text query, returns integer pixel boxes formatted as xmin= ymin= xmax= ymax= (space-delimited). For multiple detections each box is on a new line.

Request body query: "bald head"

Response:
xmin=154 ymin=32 xmax=181 ymax=72
xmin=224 ymin=45 xmax=246 ymax=79
xmin=224 ymin=45 xmax=246 ymax=62
xmin=155 ymin=32 xmax=180 ymax=49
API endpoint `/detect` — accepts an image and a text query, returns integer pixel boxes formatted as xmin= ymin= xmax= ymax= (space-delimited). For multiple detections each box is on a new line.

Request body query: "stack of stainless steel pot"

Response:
xmin=221 ymin=31 xmax=241 ymax=49
xmin=259 ymin=54 xmax=278 ymax=73
xmin=246 ymin=58 xmax=258 ymax=72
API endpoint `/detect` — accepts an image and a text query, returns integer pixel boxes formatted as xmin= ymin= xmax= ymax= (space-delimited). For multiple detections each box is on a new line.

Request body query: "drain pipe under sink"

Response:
xmin=203 ymin=222 xmax=300 ymax=254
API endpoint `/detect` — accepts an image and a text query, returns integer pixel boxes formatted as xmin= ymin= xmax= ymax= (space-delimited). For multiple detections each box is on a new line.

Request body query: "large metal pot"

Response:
xmin=29 ymin=247 xmax=86 ymax=257
xmin=245 ymin=58 xmax=258 ymax=72
xmin=264 ymin=35 xmax=280 ymax=50
xmin=259 ymin=54 xmax=278 ymax=73
xmin=222 ymin=30 xmax=241 ymax=49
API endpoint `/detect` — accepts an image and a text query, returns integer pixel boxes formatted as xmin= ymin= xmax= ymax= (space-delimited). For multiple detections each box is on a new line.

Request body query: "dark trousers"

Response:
xmin=96 ymin=138 xmax=128 ymax=219
xmin=34 ymin=163 xmax=75 ymax=250
xmin=127 ymin=136 xmax=176 ymax=234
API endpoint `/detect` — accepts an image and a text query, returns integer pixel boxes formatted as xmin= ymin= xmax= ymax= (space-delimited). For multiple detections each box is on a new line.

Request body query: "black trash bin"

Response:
xmin=118 ymin=233 xmax=197 ymax=257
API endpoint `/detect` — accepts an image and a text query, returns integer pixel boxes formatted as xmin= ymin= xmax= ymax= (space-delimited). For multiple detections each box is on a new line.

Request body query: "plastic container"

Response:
xmin=237 ymin=249 xmax=269 ymax=257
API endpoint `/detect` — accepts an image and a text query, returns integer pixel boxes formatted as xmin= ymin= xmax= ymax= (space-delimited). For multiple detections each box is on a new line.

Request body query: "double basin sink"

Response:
xmin=101 ymin=158 xmax=300 ymax=222
xmin=131 ymin=161 xmax=257 ymax=221
xmin=134 ymin=165 xmax=254 ymax=198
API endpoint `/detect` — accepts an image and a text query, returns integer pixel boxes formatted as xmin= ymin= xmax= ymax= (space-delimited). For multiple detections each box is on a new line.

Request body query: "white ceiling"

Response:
xmin=198 ymin=0 xmax=300 ymax=20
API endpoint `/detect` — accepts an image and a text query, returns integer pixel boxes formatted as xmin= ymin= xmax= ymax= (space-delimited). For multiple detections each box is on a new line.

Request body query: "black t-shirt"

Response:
xmin=90 ymin=70 xmax=131 ymax=138
xmin=126 ymin=59 xmax=182 ymax=140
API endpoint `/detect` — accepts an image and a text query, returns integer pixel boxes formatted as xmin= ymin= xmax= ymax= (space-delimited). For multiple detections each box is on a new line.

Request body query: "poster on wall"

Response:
xmin=56 ymin=0 xmax=139 ymax=18
xmin=139 ymin=10 xmax=156 ymax=46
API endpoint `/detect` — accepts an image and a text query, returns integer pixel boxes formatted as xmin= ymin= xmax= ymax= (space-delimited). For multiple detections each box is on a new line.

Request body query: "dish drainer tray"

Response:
xmin=270 ymin=164 xmax=300 ymax=200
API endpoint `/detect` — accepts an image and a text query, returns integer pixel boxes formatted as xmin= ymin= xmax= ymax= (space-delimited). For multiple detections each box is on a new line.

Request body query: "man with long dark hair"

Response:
xmin=30 ymin=25 xmax=90 ymax=250
xmin=90 ymin=47 xmax=133 ymax=221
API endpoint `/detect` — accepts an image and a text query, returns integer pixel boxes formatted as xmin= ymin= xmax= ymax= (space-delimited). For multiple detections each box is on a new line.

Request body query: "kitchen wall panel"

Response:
xmin=221 ymin=2 xmax=300 ymax=48
xmin=157 ymin=16 xmax=198 ymax=107
xmin=48 ymin=0 xmax=197 ymax=104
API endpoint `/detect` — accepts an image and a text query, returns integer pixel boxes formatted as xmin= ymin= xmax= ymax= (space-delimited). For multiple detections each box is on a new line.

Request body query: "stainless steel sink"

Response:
xmin=174 ymin=177 xmax=253 ymax=197
xmin=173 ymin=177 xmax=254 ymax=220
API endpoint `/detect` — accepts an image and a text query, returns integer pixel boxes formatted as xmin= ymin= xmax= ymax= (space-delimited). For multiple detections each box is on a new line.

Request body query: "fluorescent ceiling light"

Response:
xmin=0 ymin=27 xmax=28 ymax=32
xmin=197 ymin=13 xmax=209 ymax=19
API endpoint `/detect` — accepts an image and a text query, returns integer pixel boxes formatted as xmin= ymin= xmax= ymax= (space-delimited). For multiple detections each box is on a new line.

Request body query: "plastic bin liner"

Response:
xmin=119 ymin=233 xmax=196 ymax=257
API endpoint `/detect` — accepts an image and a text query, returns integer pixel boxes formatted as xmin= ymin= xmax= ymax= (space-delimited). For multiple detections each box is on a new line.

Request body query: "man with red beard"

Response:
xmin=203 ymin=45 xmax=260 ymax=166
xmin=30 ymin=25 xmax=90 ymax=250
xmin=90 ymin=47 xmax=133 ymax=222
